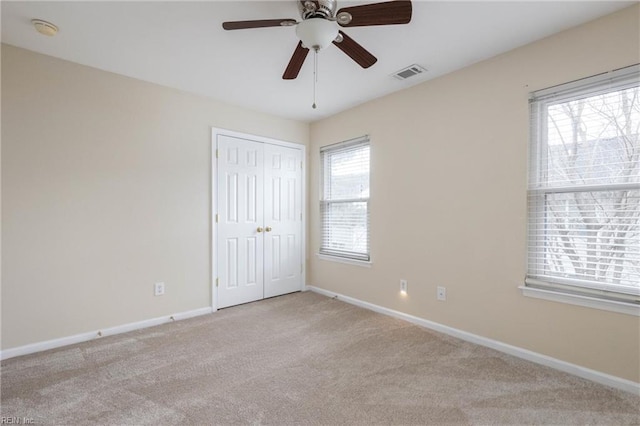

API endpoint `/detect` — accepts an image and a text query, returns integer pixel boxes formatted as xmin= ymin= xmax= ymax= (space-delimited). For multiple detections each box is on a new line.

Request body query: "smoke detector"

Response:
xmin=32 ymin=19 xmax=58 ymax=36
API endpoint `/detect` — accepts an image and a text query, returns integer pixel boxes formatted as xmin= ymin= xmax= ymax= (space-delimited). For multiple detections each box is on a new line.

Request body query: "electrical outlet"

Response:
xmin=400 ymin=279 xmax=408 ymax=294
xmin=154 ymin=282 xmax=165 ymax=296
xmin=437 ymin=286 xmax=446 ymax=301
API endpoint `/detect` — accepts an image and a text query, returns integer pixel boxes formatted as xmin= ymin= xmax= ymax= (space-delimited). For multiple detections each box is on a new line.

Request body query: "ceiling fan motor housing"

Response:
xmin=300 ymin=0 xmax=337 ymax=20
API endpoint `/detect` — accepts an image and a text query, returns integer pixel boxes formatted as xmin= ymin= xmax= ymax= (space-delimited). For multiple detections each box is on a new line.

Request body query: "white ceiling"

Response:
xmin=1 ymin=1 xmax=634 ymax=123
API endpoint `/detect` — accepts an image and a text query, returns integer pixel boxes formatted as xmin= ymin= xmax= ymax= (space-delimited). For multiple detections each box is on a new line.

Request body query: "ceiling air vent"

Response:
xmin=392 ymin=64 xmax=428 ymax=80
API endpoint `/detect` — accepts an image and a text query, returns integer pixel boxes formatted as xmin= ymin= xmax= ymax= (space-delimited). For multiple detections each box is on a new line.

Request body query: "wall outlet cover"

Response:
xmin=154 ymin=282 xmax=165 ymax=296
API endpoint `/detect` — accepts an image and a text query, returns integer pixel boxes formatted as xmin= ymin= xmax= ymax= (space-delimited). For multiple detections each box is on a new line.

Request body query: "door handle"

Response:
xmin=265 ymin=226 xmax=272 ymax=232
xmin=257 ymin=227 xmax=264 ymax=233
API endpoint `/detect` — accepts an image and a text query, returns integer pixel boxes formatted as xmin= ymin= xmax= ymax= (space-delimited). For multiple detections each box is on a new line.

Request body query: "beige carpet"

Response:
xmin=1 ymin=291 xmax=639 ymax=425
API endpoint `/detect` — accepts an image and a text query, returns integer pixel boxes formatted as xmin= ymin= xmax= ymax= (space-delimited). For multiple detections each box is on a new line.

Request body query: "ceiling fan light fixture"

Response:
xmin=295 ymin=18 xmax=338 ymax=51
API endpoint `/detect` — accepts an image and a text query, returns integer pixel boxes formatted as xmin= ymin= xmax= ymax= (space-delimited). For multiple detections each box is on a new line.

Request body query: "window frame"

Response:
xmin=524 ymin=65 xmax=640 ymax=314
xmin=319 ymin=136 xmax=371 ymax=263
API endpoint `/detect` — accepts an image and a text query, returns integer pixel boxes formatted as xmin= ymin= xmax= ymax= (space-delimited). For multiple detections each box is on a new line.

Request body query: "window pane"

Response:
xmin=545 ymin=87 xmax=639 ymax=187
xmin=324 ymin=144 xmax=370 ymax=200
xmin=536 ymin=190 xmax=640 ymax=289
xmin=321 ymin=201 xmax=369 ymax=257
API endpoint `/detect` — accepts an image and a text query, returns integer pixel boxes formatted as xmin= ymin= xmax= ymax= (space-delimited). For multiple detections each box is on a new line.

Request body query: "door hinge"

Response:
xmin=300 ymin=264 xmax=303 ymax=273
xmin=216 ymin=278 xmax=219 ymax=287
xmin=215 ymin=214 xmax=219 ymax=223
xmin=300 ymin=161 xmax=303 ymax=169
xmin=215 ymin=149 xmax=219 ymax=159
xmin=300 ymin=212 xmax=302 ymax=220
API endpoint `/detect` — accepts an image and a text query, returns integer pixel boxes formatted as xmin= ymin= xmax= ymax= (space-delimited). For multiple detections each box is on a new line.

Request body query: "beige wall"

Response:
xmin=309 ymin=5 xmax=640 ymax=383
xmin=1 ymin=44 xmax=309 ymax=349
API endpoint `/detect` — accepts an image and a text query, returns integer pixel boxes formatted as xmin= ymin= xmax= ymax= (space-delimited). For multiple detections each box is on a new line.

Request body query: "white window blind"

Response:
xmin=527 ymin=65 xmax=640 ymax=303
xmin=320 ymin=137 xmax=370 ymax=261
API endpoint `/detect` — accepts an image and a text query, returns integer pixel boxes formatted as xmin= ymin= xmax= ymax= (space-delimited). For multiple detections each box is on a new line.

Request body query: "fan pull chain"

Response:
xmin=312 ymin=48 xmax=318 ymax=109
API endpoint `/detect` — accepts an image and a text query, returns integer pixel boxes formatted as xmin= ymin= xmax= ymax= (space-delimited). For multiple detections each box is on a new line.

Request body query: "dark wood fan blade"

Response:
xmin=283 ymin=41 xmax=310 ymax=80
xmin=337 ymin=0 xmax=412 ymax=27
xmin=332 ymin=31 xmax=377 ymax=68
xmin=222 ymin=19 xmax=296 ymax=30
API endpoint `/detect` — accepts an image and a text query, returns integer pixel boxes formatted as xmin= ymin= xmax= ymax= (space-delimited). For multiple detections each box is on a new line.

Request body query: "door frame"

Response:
xmin=211 ymin=127 xmax=306 ymax=311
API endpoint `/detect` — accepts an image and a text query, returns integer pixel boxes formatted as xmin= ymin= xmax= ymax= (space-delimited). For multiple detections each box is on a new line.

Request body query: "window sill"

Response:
xmin=519 ymin=286 xmax=639 ymax=317
xmin=317 ymin=254 xmax=372 ymax=268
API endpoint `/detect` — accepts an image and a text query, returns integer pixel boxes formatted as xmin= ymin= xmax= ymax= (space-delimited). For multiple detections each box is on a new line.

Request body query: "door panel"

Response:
xmin=217 ymin=135 xmax=264 ymax=308
xmin=263 ymin=144 xmax=302 ymax=298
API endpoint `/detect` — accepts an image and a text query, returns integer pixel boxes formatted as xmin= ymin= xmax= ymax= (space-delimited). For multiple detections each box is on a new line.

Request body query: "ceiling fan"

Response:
xmin=222 ymin=0 xmax=412 ymax=80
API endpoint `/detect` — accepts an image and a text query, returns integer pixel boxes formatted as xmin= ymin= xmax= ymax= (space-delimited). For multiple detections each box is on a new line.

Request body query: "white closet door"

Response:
xmin=217 ymin=135 xmax=265 ymax=309
xmin=263 ymin=143 xmax=303 ymax=298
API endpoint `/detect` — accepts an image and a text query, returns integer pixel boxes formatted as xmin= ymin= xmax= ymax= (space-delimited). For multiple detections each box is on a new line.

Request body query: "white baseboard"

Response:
xmin=307 ymin=285 xmax=640 ymax=395
xmin=0 ymin=306 xmax=213 ymax=361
